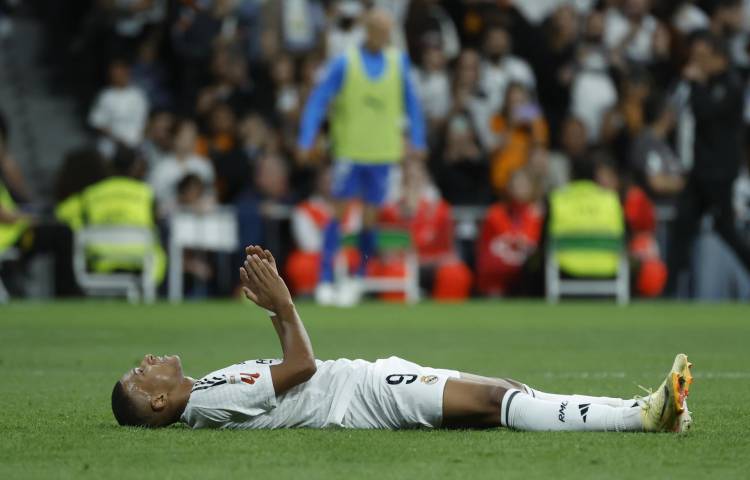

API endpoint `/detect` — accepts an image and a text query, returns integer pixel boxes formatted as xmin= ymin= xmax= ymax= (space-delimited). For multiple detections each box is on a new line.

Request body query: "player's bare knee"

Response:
xmin=479 ymin=385 xmax=506 ymax=416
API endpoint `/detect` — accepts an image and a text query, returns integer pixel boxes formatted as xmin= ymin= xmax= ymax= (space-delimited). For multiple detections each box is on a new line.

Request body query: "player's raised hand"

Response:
xmin=244 ymin=245 xmax=278 ymax=273
xmin=242 ymin=254 xmax=292 ymax=312
xmin=239 ymin=266 xmax=265 ymax=308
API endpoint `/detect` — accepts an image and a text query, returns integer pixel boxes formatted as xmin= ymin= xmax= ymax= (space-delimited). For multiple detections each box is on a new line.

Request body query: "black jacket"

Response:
xmin=690 ymin=70 xmax=745 ymax=183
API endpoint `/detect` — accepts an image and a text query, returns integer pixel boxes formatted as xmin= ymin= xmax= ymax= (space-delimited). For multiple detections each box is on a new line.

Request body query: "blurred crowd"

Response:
xmin=2 ymin=0 xmax=750 ymax=300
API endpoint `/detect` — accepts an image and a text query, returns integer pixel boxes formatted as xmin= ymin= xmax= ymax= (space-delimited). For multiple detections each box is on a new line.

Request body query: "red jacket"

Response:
xmin=380 ymin=196 xmax=455 ymax=262
xmin=476 ymin=201 xmax=543 ymax=278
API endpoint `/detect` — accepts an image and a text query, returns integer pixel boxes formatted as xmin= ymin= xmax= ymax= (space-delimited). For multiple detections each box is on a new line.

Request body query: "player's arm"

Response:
xmin=296 ymin=55 xmax=346 ymax=155
xmin=240 ymin=246 xmax=316 ymax=396
xmin=401 ymin=53 xmax=427 ymax=156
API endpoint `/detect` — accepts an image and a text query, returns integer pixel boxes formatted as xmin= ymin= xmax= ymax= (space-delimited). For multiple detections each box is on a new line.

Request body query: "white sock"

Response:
xmin=522 ymin=384 xmax=639 ymax=408
xmin=501 ymin=389 xmax=643 ymax=432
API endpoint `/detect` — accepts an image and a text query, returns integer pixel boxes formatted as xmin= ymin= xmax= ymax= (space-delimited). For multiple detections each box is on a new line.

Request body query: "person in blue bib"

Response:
xmin=297 ymin=8 xmax=426 ymax=305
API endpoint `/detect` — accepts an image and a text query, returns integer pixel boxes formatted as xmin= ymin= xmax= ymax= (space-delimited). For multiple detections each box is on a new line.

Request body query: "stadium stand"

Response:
xmin=1 ymin=0 xmax=750 ymax=302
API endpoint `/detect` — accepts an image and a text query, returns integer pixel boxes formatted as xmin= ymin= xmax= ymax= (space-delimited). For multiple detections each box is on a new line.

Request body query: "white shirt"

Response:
xmin=603 ymin=8 xmax=658 ymax=63
xmin=326 ymin=26 xmax=365 ymax=60
xmin=148 ymin=153 xmax=215 ymax=214
xmin=181 ymin=358 xmax=372 ymax=429
xmin=88 ymin=85 xmax=149 ymax=147
xmin=411 ymin=68 xmax=451 ymax=121
xmin=571 ymin=58 xmax=617 ymax=142
xmin=672 ymin=3 xmax=709 ymax=34
xmin=480 ymin=55 xmax=536 ymax=113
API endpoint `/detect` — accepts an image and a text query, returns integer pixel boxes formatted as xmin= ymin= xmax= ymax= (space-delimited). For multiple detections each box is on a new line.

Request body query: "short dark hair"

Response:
xmin=177 ymin=173 xmax=204 ymax=196
xmin=111 ymin=145 xmax=140 ymax=176
xmin=570 ymin=157 xmax=596 ymax=181
xmin=690 ymin=30 xmax=729 ymax=59
xmin=111 ymin=381 xmax=148 ymax=427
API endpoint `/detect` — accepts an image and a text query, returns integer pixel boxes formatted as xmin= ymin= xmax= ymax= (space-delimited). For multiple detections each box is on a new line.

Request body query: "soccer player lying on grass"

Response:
xmin=112 ymin=246 xmax=693 ymax=432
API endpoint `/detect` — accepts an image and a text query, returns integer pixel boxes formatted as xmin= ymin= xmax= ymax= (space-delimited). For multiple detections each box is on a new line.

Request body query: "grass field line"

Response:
xmin=541 ymin=371 xmax=750 ymax=379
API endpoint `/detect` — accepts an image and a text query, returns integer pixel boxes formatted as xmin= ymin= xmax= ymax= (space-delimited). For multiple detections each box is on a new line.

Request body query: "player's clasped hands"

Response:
xmin=239 ymin=245 xmax=293 ymax=313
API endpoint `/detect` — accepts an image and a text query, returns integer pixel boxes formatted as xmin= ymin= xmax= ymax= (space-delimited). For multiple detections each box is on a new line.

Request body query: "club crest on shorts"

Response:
xmin=420 ymin=375 xmax=438 ymax=385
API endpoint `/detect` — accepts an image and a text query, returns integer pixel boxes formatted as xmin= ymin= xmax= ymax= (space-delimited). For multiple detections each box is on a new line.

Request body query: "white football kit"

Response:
xmin=180 ymin=357 xmax=459 ymax=429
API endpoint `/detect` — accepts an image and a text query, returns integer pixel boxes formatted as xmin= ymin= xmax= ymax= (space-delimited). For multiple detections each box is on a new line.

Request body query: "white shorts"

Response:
xmin=342 ymin=356 xmax=459 ymax=429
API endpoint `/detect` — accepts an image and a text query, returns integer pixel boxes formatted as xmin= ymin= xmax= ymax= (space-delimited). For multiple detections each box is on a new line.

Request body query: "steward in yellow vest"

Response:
xmin=0 ymin=179 xmax=28 ymax=255
xmin=548 ymin=165 xmax=625 ymax=278
xmin=1 ymin=179 xmax=80 ymax=296
xmin=55 ymin=149 xmax=166 ymax=283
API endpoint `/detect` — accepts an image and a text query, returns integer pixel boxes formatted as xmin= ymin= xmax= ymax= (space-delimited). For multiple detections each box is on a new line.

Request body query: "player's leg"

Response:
xmin=358 ymin=164 xmax=392 ymax=276
xmin=444 ymin=354 xmax=692 ymax=432
xmin=336 ymin=164 xmax=391 ymax=305
xmin=457 ymin=372 xmax=637 ymax=408
xmin=317 ymin=162 xmax=359 ymax=305
xmin=441 ymin=378 xmax=505 ymax=428
xmin=442 ymin=377 xmax=643 ymax=431
xmin=359 ymin=203 xmax=379 ymax=275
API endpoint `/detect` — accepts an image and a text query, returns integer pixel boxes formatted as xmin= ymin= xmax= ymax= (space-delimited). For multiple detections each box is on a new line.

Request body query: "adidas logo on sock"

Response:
xmin=578 ymin=403 xmax=591 ymax=423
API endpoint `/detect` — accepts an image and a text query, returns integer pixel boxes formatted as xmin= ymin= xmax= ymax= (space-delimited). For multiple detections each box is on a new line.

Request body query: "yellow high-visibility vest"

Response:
xmin=0 ymin=180 xmax=28 ymax=253
xmin=331 ymin=47 xmax=404 ymax=163
xmin=549 ymin=181 xmax=625 ymax=277
xmin=56 ymin=177 xmax=166 ymax=283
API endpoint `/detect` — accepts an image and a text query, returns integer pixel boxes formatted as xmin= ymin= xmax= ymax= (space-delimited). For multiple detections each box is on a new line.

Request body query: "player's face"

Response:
xmin=365 ymin=12 xmax=392 ymax=51
xmin=120 ymin=354 xmax=184 ymax=397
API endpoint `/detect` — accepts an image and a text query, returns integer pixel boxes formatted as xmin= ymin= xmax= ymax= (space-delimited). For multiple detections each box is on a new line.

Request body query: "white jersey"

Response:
xmin=180 ymin=357 xmax=459 ymax=430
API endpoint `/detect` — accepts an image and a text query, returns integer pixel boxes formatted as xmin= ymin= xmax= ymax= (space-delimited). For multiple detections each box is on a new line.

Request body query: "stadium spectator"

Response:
xmin=546 ymin=157 xmax=625 ymax=279
xmin=195 ymin=50 xmax=261 ymax=119
xmin=255 ymin=152 xmax=291 ymax=206
xmin=601 ymin=69 xmax=652 ymax=170
xmin=271 ymin=54 xmax=303 ymax=152
xmin=171 ymin=0 xmax=240 ymax=110
xmin=108 ymin=0 xmax=167 ymax=55
xmin=55 ymin=147 xmax=166 ymax=286
xmin=88 ymin=59 xmax=149 ymax=158
xmin=131 ymin=35 xmax=173 ymax=111
xmin=450 ymin=49 xmax=494 ymax=152
xmin=479 ymin=25 xmax=536 ymax=115
xmin=0 ymin=181 xmax=78 ymax=297
xmin=411 ymin=35 xmax=452 ymax=138
xmin=594 ymin=155 xmax=667 ymax=297
xmin=210 ymin=112 xmax=263 ymax=205
xmin=403 ymin=0 xmax=461 ymax=65
xmin=488 ymin=82 xmax=549 ymax=194
xmin=529 ymin=4 xmax=579 ymax=140
xmin=546 ymin=116 xmax=587 ymax=192
xmin=148 ymin=119 xmax=215 ymax=219
xmin=603 ymin=0 xmax=665 ymax=66
xmin=672 ymin=1 xmax=711 ymax=35
xmin=140 ymin=110 xmax=175 ymax=169
xmin=262 ymin=0 xmax=326 ymax=56
xmin=176 ymin=173 xmax=215 ymax=287
xmin=629 ymin=99 xmax=686 ymax=204
xmin=297 ymin=8 xmax=426 ymax=306
xmin=571 ymin=9 xmax=618 ymax=142
xmin=196 ymin=103 xmax=237 ymax=157
xmin=476 ymin=168 xmax=543 ymax=297
xmin=436 ymin=107 xmax=491 ymax=206
xmin=0 ymin=110 xmax=32 ymax=202
xmin=54 ymin=149 xmax=110 ymax=226
xmin=704 ymin=0 xmax=747 ymax=66
xmin=379 ymin=161 xmax=472 ymax=301
xmin=326 ymin=0 xmax=365 ymax=58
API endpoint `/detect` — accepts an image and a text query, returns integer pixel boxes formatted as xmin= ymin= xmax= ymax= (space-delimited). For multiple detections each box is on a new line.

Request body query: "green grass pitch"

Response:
xmin=1 ymin=301 xmax=749 ymax=479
